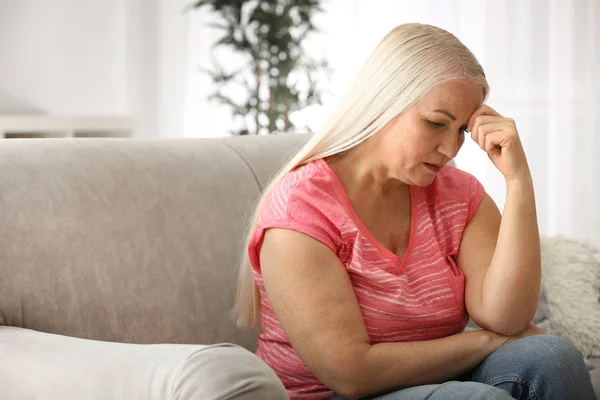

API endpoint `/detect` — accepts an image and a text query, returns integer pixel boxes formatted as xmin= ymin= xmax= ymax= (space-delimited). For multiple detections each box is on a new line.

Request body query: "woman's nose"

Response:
xmin=437 ymin=134 xmax=459 ymax=159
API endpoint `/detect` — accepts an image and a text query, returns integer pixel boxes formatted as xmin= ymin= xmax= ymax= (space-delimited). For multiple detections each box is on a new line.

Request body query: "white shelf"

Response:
xmin=0 ymin=115 xmax=137 ymax=139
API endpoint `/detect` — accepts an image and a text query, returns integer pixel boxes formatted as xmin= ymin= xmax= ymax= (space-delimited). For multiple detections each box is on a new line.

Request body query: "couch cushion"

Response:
xmin=0 ymin=326 xmax=287 ymax=400
xmin=0 ymin=136 xmax=308 ymax=349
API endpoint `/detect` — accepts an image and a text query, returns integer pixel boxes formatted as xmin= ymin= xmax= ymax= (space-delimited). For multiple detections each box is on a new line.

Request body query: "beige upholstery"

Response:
xmin=0 ymin=135 xmax=308 ymax=350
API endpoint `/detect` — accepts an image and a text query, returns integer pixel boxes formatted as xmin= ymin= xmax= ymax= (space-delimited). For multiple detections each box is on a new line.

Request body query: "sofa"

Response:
xmin=0 ymin=134 xmax=598 ymax=399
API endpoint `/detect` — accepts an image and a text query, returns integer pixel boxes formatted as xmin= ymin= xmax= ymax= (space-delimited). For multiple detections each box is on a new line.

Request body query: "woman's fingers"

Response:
xmin=472 ymin=122 xmax=506 ymax=150
xmin=467 ymin=106 xmax=529 ymax=181
xmin=485 ymin=131 xmax=504 ymax=156
xmin=470 ymin=116 xmax=504 ymax=144
xmin=467 ymin=104 xmax=503 ymax=132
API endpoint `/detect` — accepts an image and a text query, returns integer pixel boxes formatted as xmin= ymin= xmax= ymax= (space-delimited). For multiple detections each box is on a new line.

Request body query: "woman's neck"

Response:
xmin=326 ymin=141 xmax=407 ymax=200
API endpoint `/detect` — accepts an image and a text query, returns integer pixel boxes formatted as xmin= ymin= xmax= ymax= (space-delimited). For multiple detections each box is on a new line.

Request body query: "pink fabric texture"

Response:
xmin=248 ymin=158 xmax=485 ymax=400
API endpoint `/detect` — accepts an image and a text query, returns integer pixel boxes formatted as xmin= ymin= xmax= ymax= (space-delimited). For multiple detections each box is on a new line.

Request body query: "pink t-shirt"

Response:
xmin=248 ymin=158 xmax=485 ymax=400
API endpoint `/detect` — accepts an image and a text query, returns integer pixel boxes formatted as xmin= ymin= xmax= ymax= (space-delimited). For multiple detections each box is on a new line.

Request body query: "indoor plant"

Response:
xmin=190 ymin=0 xmax=330 ymax=135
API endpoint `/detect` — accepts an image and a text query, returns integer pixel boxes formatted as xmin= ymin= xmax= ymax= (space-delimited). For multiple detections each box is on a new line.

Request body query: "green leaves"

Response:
xmin=190 ymin=0 xmax=330 ymax=135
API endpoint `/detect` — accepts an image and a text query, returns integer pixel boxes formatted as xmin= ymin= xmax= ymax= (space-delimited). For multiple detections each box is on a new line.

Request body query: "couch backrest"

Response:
xmin=0 ymin=134 xmax=309 ymax=350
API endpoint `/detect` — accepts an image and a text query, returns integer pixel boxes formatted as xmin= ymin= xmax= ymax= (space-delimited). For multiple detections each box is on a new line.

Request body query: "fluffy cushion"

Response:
xmin=541 ymin=235 xmax=600 ymax=357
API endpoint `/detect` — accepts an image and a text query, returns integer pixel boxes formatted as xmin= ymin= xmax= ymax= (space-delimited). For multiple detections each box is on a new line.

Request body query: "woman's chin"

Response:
xmin=412 ymin=175 xmax=437 ymax=187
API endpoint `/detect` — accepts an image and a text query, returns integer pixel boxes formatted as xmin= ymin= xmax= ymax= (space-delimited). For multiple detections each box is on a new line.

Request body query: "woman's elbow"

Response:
xmin=493 ymin=323 xmax=529 ymax=337
xmin=476 ymin=315 xmax=530 ymax=336
xmin=317 ymin=349 xmax=373 ymax=399
xmin=328 ymin=378 xmax=370 ymax=400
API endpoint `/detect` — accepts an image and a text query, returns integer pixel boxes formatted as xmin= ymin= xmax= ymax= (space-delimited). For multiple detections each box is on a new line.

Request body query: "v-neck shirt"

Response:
xmin=248 ymin=158 xmax=485 ymax=400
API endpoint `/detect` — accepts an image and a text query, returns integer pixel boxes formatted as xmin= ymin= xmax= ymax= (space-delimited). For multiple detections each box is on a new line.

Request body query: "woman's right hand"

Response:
xmin=490 ymin=322 xmax=546 ymax=350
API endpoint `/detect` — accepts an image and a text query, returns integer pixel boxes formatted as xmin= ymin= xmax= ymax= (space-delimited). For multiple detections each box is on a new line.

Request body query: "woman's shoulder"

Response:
xmin=250 ymin=159 xmax=345 ymax=265
xmin=279 ymin=158 xmax=330 ymax=191
xmin=261 ymin=158 xmax=344 ymax=222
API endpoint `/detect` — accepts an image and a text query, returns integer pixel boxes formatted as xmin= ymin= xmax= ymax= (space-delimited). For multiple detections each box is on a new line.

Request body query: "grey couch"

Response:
xmin=0 ymin=135 xmax=597 ymax=399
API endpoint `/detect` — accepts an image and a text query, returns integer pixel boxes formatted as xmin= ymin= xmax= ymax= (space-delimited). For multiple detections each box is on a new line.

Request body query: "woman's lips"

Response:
xmin=424 ymin=162 xmax=441 ymax=173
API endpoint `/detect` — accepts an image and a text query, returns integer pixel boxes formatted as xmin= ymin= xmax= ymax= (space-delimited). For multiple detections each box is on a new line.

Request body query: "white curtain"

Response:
xmin=183 ymin=0 xmax=600 ymax=249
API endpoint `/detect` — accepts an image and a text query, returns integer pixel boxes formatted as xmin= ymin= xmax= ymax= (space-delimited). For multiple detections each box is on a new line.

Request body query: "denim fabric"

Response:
xmin=331 ymin=335 xmax=597 ymax=400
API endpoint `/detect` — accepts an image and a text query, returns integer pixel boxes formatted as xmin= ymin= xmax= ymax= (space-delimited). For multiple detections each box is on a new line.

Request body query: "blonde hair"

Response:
xmin=234 ymin=23 xmax=489 ymax=327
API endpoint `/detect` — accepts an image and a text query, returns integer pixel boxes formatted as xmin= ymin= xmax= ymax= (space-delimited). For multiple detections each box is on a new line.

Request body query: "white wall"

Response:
xmin=0 ymin=0 xmax=189 ymax=138
xmin=155 ymin=0 xmax=188 ymax=138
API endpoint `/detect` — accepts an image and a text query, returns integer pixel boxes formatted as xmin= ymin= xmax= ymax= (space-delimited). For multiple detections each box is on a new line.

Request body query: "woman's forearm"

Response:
xmin=481 ymin=175 xmax=541 ymax=334
xmin=339 ymin=330 xmax=499 ymax=399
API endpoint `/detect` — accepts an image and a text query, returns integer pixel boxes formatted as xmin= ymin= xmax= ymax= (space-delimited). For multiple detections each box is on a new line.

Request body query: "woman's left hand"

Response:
xmin=468 ymin=105 xmax=531 ymax=182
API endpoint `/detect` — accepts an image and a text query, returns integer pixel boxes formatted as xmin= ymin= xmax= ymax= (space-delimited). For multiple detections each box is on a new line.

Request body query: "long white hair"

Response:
xmin=234 ymin=23 xmax=489 ymax=328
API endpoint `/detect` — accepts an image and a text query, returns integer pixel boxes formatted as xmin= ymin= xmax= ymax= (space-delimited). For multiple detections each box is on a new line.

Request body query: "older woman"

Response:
xmin=235 ymin=23 xmax=596 ymax=400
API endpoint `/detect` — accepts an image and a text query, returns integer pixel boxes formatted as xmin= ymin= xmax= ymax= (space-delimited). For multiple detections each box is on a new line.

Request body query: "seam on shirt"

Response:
xmin=280 ymin=161 xmax=329 ymax=218
xmin=286 ymin=174 xmax=345 ymax=250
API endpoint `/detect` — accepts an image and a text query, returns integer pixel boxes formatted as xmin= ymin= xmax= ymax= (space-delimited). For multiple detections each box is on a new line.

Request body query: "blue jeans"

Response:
xmin=331 ymin=335 xmax=597 ymax=399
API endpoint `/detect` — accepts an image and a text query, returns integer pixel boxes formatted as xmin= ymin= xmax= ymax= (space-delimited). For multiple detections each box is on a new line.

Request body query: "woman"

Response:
xmin=235 ymin=24 xmax=596 ymax=400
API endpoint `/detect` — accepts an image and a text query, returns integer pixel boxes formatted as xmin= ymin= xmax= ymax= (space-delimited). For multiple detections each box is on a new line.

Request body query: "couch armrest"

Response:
xmin=0 ymin=326 xmax=287 ymax=400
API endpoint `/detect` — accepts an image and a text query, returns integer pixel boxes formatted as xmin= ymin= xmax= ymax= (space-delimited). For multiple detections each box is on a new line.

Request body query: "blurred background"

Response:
xmin=0 ymin=0 xmax=598 ymax=249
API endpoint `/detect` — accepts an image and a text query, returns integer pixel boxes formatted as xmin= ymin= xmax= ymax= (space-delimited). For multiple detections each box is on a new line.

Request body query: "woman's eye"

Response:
xmin=428 ymin=120 xmax=445 ymax=129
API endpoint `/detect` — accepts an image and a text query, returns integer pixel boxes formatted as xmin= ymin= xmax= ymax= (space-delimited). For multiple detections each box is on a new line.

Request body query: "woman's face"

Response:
xmin=375 ymin=80 xmax=483 ymax=187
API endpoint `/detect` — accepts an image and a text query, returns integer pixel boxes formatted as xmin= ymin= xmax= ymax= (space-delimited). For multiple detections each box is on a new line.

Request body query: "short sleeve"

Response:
xmin=248 ymin=181 xmax=342 ymax=273
xmin=466 ymin=175 xmax=485 ymax=224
